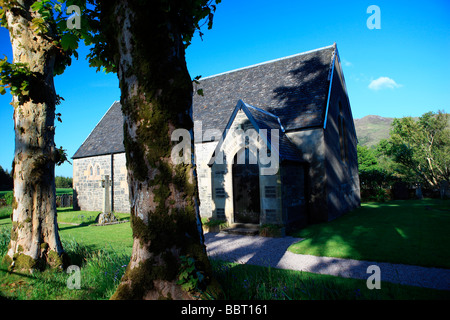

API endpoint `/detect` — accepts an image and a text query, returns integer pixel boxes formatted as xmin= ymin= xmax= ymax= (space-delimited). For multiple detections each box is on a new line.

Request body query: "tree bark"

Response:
xmin=2 ymin=1 xmax=65 ymax=271
xmin=100 ymin=1 xmax=219 ymax=300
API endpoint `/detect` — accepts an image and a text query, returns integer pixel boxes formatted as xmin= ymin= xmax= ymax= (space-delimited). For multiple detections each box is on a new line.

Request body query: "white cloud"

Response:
xmin=368 ymin=77 xmax=402 ymax=91
xmin=342 ymin=59 xmax=352 ymax=67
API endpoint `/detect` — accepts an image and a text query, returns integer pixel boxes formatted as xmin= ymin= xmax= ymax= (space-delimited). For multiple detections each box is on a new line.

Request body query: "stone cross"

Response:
xmin=102 ymin=175 xmax=111 ymax=214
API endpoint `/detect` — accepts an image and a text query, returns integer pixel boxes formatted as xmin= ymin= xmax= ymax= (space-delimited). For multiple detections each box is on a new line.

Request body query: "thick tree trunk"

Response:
xmin=101 ymin=2 xmax=219 ymax=299
xmin=2 ymin=1 xmax=65 ymax=271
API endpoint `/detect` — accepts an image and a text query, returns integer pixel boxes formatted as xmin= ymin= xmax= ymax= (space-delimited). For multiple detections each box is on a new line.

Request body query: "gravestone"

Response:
xmin=415 ymin=184 xmax=423 ymax=200
xmin=96 ymin=175 xmax=118 ymax=225
xmin=60 ymin=194 xmax=71 ymax=207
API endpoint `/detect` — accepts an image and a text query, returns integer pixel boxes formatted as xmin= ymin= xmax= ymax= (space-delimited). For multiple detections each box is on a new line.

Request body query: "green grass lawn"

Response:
xmin=56 ymin=188 xmax=73 ymax=195
xmin=289 ymin=198 xmax=450 ymax=268
xmin=0 ymin=188 xmax=73 ymax=199
xmin=0 ymin=205 xmax=133 ymax=255
xmin=1 ymin=199 xmax=450 ymax=300
xmin=58 ymin=212 xmax=133 ymax=256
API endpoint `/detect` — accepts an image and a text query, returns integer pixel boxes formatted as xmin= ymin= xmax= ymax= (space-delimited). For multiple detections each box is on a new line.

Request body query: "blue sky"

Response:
xmin=0 ymin=0 xmax=449 ymax=177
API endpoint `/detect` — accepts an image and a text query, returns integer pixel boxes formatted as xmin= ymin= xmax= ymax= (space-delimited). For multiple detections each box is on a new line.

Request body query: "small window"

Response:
xmin=96 ymin=166 xmax=100 ymax=176
xmin=216 ymin=208 xmax=225 ymax=220
xmin=215 ymin=188 xmax=225 ymax=198
xmin=89 ymin=166 xmax=93 ymax=175
xmin=265 ymin=186 xmax=277 ymax=198
xmin=265 ymin=209 xmax=277 ymax=219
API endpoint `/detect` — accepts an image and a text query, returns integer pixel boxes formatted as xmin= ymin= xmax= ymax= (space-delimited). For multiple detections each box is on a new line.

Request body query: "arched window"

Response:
xmin=89 ymin=166 xmax=93 ymax=176
xmin=96 ymin=165 xmax=100 ymax=176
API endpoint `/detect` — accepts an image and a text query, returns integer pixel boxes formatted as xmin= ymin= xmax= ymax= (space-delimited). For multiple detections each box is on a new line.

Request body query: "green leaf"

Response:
xmin=0 ymin=86 xmax=5 ymax=95
xmin=61 ymin=33 xmax=79 ymax=51
xmin=30 ymin=1 xmax=44 ymax=12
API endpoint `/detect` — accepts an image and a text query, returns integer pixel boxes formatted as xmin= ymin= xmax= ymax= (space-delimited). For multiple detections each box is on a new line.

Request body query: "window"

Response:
xmin=215 ymin=188 xmax=226 ymax=198
xmin=89 ymin=166 xmax=93 ymax=176
xmin=338 ymin=102 xmax=349 ymax=163
xmin=96 ymin=165 xmax=100 ymax=176
xmin=265 ymin=186 xmax=277 ymax=198
xmin=216 ymin=208 xmax=225 ymax=220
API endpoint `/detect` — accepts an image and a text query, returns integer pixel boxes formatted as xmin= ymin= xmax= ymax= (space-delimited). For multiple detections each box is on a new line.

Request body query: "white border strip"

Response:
xmin=323 ymin=51 xmax=336 ymax=130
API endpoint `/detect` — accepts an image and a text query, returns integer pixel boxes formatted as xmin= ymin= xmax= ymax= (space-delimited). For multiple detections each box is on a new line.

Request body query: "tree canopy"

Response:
xmin=380 ymin=111 xmax=450 ymax=187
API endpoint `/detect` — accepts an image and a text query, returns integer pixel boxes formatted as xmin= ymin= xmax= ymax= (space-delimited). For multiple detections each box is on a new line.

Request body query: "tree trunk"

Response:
xmin=2 ymin=1 xmax=65 ymax=271
xmin=101 ymin=2 xmax=219 ymax=300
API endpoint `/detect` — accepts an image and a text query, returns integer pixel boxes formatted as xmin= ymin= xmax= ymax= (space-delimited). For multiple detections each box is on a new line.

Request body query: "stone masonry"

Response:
xmin=73 ymin=153 xmax=130 ymax=213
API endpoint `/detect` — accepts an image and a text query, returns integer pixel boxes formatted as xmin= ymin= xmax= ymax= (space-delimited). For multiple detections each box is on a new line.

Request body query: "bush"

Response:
xmin=202 ymin=218 xmax=228 ymax=233
xmin=0 ymin=226 xmax=10 ymax=258
xmin=260 ymin=224 xmax=285 ymax=237
xmin=55 ymin=176 xmax=73 ymax=188
xmin=3 ymin=192 xmax=13 ymax=206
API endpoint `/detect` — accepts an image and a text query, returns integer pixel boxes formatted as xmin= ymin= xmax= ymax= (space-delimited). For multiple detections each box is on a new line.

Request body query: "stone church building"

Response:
xmin=72 ymin=43 xmax=360 ymax=231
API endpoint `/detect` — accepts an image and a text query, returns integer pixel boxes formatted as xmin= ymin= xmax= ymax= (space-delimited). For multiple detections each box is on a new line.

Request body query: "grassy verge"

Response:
xmin=1 ymin=200 xmax=449 ymax=300
xmin=0 ymin=232 xmax=130 ymax=300
xmin=1 ymin=237 xmax=449 ymax=300
xmin=0 ymin=206 xmax=134 ymax=255
xmin=289 ymin=199 xmax=450 ymax=268
xmin=0 ymin=188 xmax=72 ymax=198
xmin=212 ymin=260 xmax=450 ymax=300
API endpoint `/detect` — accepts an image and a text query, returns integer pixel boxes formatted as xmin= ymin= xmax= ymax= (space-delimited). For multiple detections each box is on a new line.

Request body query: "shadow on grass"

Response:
xmin=57 ymin=207 xmax=78 ymax=213
xmin=287 ymin=198 xmax=450 ymax=268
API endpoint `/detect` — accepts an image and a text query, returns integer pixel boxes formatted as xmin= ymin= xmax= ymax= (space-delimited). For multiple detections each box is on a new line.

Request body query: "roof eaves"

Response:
xmin=72 ymin=150 xmax=125 ymax=160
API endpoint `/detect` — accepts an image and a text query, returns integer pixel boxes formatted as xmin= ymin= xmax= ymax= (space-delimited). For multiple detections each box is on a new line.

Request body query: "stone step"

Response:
xmin=222 ymin=223 xmax=260 ymax=236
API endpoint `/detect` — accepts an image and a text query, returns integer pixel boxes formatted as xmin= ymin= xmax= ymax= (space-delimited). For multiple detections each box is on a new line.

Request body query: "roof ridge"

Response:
xmin=245 ymin=103 xmax=286 ymax=133
xmin=201 ymin=44 xmax=335 ymax=81
xmin=245 ymin=103 xmax=278 ymax=119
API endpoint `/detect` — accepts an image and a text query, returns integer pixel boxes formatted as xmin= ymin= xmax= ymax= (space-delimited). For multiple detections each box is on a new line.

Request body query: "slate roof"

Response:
xmin=73 ymin=44 xmax=336 ymax=158
xmin=244 ymin=103 xmax=303 ymax=162
xmin=194 ymin=44 xmax=336 ymax=142
xmin=72 ymin=101 xmax=125 ymax=159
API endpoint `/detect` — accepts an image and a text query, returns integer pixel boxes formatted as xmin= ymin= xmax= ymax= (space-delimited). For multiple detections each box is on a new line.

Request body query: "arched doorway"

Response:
xmin=232 ymin=148 xmax=261 ymax=224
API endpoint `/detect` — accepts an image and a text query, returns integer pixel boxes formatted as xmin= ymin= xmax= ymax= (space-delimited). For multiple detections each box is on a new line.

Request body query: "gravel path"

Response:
xmin=204 ymin=232 xmax=450 ymax=291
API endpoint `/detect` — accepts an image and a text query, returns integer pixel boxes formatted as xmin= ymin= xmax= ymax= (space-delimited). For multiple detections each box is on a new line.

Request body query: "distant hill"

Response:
xmin=353 ymin=115 xmax=393 ymax=147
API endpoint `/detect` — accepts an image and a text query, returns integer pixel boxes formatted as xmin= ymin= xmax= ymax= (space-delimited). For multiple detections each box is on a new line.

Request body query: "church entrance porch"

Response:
xmin=232 ymin=150 xmax=261 ymax=224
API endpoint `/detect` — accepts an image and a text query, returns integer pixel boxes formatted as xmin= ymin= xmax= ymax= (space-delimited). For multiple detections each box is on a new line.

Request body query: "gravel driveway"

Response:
xmin=204 ymin=232 xmax=450 ymax=291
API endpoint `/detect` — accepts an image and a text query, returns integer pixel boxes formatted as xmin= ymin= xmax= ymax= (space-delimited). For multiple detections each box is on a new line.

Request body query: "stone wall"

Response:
xmin=323 ymin=56 xmax=361 ymax=221
xmin=194 ymin=141 xmax=218 ymax=219
xmin=286 ymin=128 xmax=327 ymax=222
xmin=73 ymin=153 xmax=130 ymax=213
xmin=112 ymin=153 xmax=130 ymax=213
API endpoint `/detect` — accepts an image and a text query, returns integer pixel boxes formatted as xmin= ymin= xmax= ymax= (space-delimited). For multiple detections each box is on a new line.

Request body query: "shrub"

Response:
xmin=259 ymin=224 xmax=285 ymax=237
xmin=55 ymin=176 xmax=73 ymax=188
xmin=4 ymin=192 xmax=13 ymax=206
